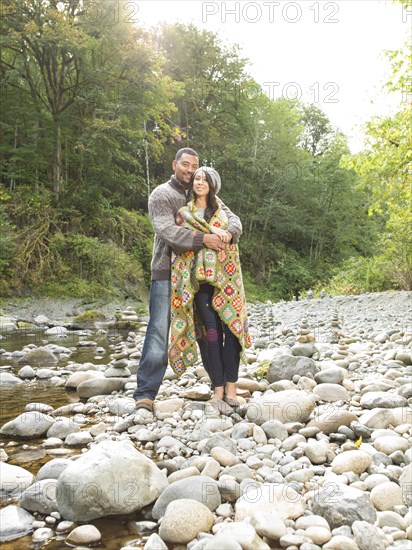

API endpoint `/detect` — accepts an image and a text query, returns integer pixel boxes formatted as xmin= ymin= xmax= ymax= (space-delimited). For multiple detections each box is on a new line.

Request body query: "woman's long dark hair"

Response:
xmin=191 ymin=170 xmax=219 ymax=222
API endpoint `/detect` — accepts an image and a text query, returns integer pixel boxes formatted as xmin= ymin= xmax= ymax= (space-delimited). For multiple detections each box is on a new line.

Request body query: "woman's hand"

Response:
xmin=212 ymin=227 xmax=232 ymax=243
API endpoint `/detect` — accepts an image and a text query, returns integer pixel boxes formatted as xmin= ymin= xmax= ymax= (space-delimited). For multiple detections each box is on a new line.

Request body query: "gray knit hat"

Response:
xmin=193 ymin=166 xmax=221 ymax=194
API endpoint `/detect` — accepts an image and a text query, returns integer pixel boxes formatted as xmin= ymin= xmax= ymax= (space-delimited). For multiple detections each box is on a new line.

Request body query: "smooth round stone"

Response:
xmin=371 ymin=482 xmax=404 ymax=510
xmin=201 ymin=459 xmax=221 ymax=480
xmin=210 ymin=447 xmax=239 ymax=467
xmin=203 ymin=535 xmax=242 ymax=549
xmin=364 ymin=474 xmax=390 ymax=490
xmin=377 ymin=511 xmax=407 ymax=530
xmin=315 ymin=367 xmax=345 ymax=384
xmin=65 ymin=431 xmax=93 ymax=446
xmin=305 ymin=526 xmax=332 ymax=545
xmin=374 ymin=436 xmax=410 ymax=455
xmin=159 ymin=499 xmax=214 ymax=544
xmin=66 ymin=525 xmax=102 ymax=545
xmin=249 ymin=511 xmax=287 ymax=539
xmin=313 ymin=384 xmax=350 ymax=402
xmin=32 ymin=528 xmax=54 ymax=543
xmin=331 ymin=451 xmax=372 ymax=475
xmin=168 ymin=466 xmax=200 ymax=484
xmin=56 ymin=520 xmax=76 ymax=533
xmin=295 ymin=515 xmax=330 ymax=530
xmin=304 ymin=441 xmax=329 ymax=465
xmin=323 ymin=535 xmax=360 ymax=550
xmin=0 ymin=505 xmax=35 ymax=542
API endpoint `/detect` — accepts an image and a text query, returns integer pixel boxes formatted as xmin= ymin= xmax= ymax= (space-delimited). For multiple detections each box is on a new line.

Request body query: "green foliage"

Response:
xmin=0 ymin=13 xmax=408 ymax=300
xmin=74 ymin=310 xmax=106 ymax=322
xmin=253 ymin=361 xmax=271 ymax=381
xmin=318 ymin=256 xmax=393 ymax=295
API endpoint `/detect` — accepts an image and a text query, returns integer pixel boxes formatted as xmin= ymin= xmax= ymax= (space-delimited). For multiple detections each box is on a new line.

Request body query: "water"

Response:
xmin=0 ymin=327 xmax=154 ymax=550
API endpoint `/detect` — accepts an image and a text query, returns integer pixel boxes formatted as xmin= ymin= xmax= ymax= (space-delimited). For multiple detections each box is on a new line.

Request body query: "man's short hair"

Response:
xmin=175 ymin=147 xmax=199 ymax=161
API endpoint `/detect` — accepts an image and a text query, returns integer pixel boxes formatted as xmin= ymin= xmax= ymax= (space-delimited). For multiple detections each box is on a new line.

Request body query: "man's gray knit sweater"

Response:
xmin=149 ymin=176 xmax=242 ymax=280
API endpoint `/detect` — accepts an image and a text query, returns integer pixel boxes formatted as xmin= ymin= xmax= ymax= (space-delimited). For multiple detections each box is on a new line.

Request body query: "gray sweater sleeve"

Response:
xmin=219 ymin=200 xmax=242 ymax=243
xmin=149 ymin=188 xmax=204 ymax=253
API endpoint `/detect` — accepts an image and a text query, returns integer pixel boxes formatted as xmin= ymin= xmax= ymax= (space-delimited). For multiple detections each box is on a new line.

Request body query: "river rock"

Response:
xmin=314 ymin=383 xmax=350 ymax=402
xmin=235 ymin=482 xmax=305 ymax=521
xmin=204 ymin=535 xmax=242 ymax=549
xmin=360 ymin=391 xmax=408 ymax=409
xmin=76 ymin=377 xmax=127 ymax=398
xmin=0 ymin=462 xmax=35 ymax=497
xmin=107 ymin=397 xmax=135 ymax=416
xmin=315 ymin=367 xmax=346 ymax=384
xmin=246 ymin=390 xmax=316 ymax=425
xmin=17 ymin=365 xmax=36 ymax=379
xmin=17 ymin=347 xmax=58 ymax=366
xmin=249 ymin=510 xmax=287 ymax=539
xmin=65 ymin=431 xmax=93 ymax=446
xmin=399 ymin=464 xmax=412 ymax=505
xmin=307 ymin=406 xmax=357 ymax=435
xmin=154 ymin=398 xmax=185 ymax=420
xmin=159 ymin=499 xmax=214 ymax=543
xmin=20 ymin=479 xmax=58 ymax=514
xmin=65 ymin=370 xmax=104 ymax=388
xmin=56 ymin=440 xmax=168 ymax=521
xmin=331 ymin=450 xmax=372 ymax=474
xmin=0 ymin=317 xmax=17 ymax=331
xmin=47 ymin=420 xmax=80 ymax=439
xmin=311 ymin=484 xmax=376 ymax=528
xmin=66 ymin=524 xmax=102 ymax=545
xmin=323 ymin=535 xmax=361 ymax=550
xmin=358 ymin=408 xmax=395 ymax=429
xmin=373 ymin=436 xmax=410 ymax=454
xmin=152 ymin=476 xmax=221 ymax=520
xmin=216 ymin=522 xmax=270 ymax=549
xmin=144 ymin=533 xmax=169 ymax=550
xmin=0 ymin=372 xmax=23 ymax=386
xmin=0 ymin=411 xmax=54 ymax=438
xmin=0 ymin=505 xmax=35 ymax=542
xmin=266 ymin=355 xmax=318 ymax=382
xmin=370 ymin=481 xmax=403 ymax=510
xmin=352 ymin=520 xmax=386 ymax=550
xmin=36 ymin=458 xmax=72 ymax=480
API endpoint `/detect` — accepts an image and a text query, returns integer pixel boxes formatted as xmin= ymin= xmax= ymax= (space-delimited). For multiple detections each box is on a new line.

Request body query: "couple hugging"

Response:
xmin=133 ymin=147 xmax=251 ymax=413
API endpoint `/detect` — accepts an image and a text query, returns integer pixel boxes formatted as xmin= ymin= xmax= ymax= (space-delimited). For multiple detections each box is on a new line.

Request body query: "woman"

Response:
xmin=169 ymin=166 xmax=251 ymax=406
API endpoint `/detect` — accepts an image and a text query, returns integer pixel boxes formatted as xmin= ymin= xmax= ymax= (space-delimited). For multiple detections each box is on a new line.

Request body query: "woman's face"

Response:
xmin=192 ymin=171 xmax=210 ymax=198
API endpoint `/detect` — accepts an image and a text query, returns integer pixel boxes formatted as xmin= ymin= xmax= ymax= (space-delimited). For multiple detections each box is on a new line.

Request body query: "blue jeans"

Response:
xmin=134 ymin=280 xmax=171 ymax=401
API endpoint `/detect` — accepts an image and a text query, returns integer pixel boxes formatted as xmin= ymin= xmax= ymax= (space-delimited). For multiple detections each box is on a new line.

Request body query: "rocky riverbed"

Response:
xmin=0 ymin=291 xmax=411 ymax=550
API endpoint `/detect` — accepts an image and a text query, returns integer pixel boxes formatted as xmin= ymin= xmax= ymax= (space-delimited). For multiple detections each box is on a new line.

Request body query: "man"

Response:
xmin=134 ymin=147 xmax=242 ymax=411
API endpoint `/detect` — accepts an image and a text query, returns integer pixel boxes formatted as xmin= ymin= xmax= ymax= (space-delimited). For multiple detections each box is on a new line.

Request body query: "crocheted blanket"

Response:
xmin=169 ymin=200 xmax=251 ymax=376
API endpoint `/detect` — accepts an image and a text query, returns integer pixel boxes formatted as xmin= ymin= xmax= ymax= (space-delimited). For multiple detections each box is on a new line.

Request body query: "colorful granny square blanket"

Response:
xmin=169 ymin=200 xmax=251 ymax=375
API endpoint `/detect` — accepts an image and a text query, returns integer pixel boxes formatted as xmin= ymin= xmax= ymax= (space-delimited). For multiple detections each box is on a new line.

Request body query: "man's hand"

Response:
xmin=212 ymin=227 xmax=232 ymax=243
xmin=203 ymin=233 xmax=227 ymax=251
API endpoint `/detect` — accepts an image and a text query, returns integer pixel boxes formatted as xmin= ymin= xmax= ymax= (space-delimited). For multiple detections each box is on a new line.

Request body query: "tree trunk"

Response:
xmin=52 ymin=117 xmax=62 ymax=204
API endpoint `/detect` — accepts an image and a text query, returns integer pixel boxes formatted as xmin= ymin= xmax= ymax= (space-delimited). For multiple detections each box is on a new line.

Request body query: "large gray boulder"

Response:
xmin=152 ymin=476 xmax=221 ymax=520
xmin=311 ymin=484 xmax=376 ymax=528
xmin=56 ymin=440 xmax=168 ymax=521
xmin=267 ymin=355 xmax=318 ymax=383
xmin=246 ymin=390 xmax=316 ymax=425
xmin=0 ymin=412 xmax=54 ymax=438
xmin=0 ymin=505 xmax=35 ymax=542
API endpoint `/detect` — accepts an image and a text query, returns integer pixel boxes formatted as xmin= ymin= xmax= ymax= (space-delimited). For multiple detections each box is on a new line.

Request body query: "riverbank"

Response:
xmin=0 ymin=291 xmax=411 ymax=549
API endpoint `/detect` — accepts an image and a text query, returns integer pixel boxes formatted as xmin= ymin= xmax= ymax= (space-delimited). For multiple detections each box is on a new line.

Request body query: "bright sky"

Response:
xmin=136 ymin=0 xmax=410 ymax=152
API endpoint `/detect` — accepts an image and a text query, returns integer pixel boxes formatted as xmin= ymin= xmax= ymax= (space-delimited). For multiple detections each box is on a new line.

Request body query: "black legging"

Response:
xmin=194 ymin=283 xmax=241 ymax=388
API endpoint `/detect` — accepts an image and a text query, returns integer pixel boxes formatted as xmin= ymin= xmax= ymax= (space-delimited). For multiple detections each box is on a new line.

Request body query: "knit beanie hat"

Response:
xmin=194 ymin=166 xmax=221 ymax=194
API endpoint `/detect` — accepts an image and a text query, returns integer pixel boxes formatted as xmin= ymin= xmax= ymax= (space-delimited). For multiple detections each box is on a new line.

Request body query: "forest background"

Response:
xmin=0 ymin=0 xmax=410 ymax=304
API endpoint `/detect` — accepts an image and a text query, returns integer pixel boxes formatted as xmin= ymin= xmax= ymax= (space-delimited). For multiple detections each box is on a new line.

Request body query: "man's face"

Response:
xmin=173 ymin=154 xmax=199 ymax=187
